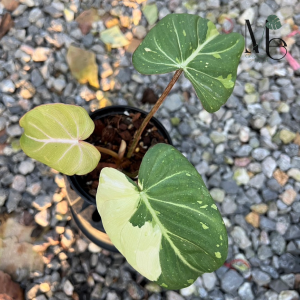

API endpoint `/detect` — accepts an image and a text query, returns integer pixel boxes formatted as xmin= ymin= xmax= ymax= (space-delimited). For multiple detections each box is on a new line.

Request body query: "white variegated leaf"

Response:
xmin=96 ymin=144 xmax=227 ymax=290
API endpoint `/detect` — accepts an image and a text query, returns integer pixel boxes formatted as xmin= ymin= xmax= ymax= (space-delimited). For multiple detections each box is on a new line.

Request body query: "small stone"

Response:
xmin=270 ymin=232 xmax=286 ymax=255
xmin=239 ymin=127 xmax=250 ymax=142
xmin=210 ymin=131 xmax=226 ymax=144
xmin=76 ymin=239 xmax=88 ymax=253
xmin=281 ymin=189 xmax=297 ymax=206
xmin=0 ymin=79 xmax=15 ymax=93
xmin=145 ymin=283 xmax=161 ymax=293
xmin=26 ymin=182 xmax=42 ymax=196
xmin=180 ymin=284 xmax=196 ymax=296
xmin=32 ymin=195 xmax=52 ymax=211
xmin=269 ymin=111 xmax=282 ymax=127
xmin=6 ymin=190 xmax=22 ymax=213
xmin=238 ymin=8 xmax=255 ymax=25
xmin=273 ymin=169 xmax=289 ymax=186
xmin=252 ymin=148 xmax=270 ymax=161
xmin=29 ymin=8 xmax=43 ymax=23
xmin=202 ymin=272 xmax=217 ymax=291
xmin=132 ymin=25 xmax=147 ymax=39
xmin=231 ymin=226 xmax=251 ymax=249
xmin=238 ymin=282 xmax=254 ymax=300
xmin=163 ymin=94 xmax=182 ymax=112
xmin=91 ymin=283 xmax=102 ymax=300
xmin=39 ymin=282 xmax=50 ymax=293
xmin=56 ymin=200 xmax=68 ymax=214
xmin=35 ymin=210 xmax=49 ymax=227
xmin=233 ymin=168 xmax=250 ymax=185
xmin=280 ymin=274 xmax=295 ymax=289
xmin=61 ymin=228 xmax=74 ymax=249
xmin=63 ymin=280 xmax=74 ymax=296
xmin=237 ymin=145 xmax=252 ymax=157
xmin=221 ymin=270 xmax=244 ymax=294
xmin=12 ymin=175 xmax=26 ymax=192
xmin=280 ymin=129 xmax=296 ymax=144
xmin=0 ymin=189 xmax=8 ymax=207
xmin=258 ymin=245 xmax=273 ymax=260
xmin=19 ymin=160 xmax=34 ymax=175
xmin=32 ymin=47 xmax=51 ymax=62
xmin=287 ymin=168 xmax=300 ymax=182
xmin=31 ymin=69 xmax=44 ymax=87
xmin=166 ymin=291 xmax=184 ymax=300
xmin=27 ymin=284 xmax=39 ymax=299
xmin=210 ymin=188 xmax=225 ymax=203
xmin=128 ymin=281 xmax=145 ymax=300
xmin=278 ymin=154 xmax=291 ymax=171
xmin=252 ymin=269 xmax=271 ymax=286
xmin=251 ymin=203 xmax=268 ymax=214
xmin=207 ymin=0 xmax=220 ymax=9
xmin=278 ymin=290 xmax=299 ymax=300
xmin=245 ymin=212 xmax=260 ymax=228
xmin=88 ymin=242 xmax=102 ymax=253
xmin=262 ymin=157 xmax=277 ymax=178
xmin=7 ymin=124 xmax=22 ymax=137
xmin=249 ymin=173 xmax=266 ymax=190
xmin=53 ymin=78 xmax=66 ymax=92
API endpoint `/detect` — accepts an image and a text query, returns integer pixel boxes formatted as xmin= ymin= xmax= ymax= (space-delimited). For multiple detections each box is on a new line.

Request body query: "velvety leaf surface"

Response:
xmin=66 ymin=45 xmax=100 ymax=88
xmin=266 ymin=15 xmax=282 ymax=30
xmin=132 ymin=14 xmax=244 ymax=112
xmin=96 ymin=144 xmax=227 ymax=290
xmin=20 ymin=104 xmax=100 ymax=175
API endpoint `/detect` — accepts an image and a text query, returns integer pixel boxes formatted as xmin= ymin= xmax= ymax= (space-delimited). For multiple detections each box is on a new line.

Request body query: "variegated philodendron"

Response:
xmin=133 ymin=14 xmax=244 ymax=113
xmin=96 ymin=144 xmax=227 ymax=290
xmin=19 ymin=13 xmax=244 ymax=290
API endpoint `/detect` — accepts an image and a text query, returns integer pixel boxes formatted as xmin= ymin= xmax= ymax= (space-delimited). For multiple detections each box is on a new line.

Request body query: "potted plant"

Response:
xmin=19 ymin=14 xmax=244 ymax=290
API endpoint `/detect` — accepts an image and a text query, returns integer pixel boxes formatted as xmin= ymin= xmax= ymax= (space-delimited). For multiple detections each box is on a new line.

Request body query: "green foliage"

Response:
xmin=133 ymin=14 xmax=244 ymax=112
xmin=19 ymin=104 xmax=100 ymax=176
xmin=96 ymin=144 xmax=227 ymax=290
xmin=266 ymin=15 xmax=282 ymax=30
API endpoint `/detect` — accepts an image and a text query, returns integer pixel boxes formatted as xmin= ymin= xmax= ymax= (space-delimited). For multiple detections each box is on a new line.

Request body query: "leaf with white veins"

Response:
xmin=96 ymin=144 xmax=227 ymax=290
xmin=132 ymin=14 xmax=244 ymax=112
xmin=20 ymin=104 xmax=100 ymax=175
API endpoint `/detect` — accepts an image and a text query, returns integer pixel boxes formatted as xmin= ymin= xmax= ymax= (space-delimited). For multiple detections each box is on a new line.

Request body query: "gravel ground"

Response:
xmin=1 ymin=0 xmax=300 ymax=299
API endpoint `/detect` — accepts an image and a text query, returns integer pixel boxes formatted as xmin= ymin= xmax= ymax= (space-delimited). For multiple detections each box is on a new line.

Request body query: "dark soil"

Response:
xmin=81 ymin=112 xmax=169 ymax=197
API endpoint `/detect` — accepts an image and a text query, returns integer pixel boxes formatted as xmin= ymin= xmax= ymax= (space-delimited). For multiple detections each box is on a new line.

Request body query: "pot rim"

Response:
xmin=67 ymin=105 xmax=173 ymax=206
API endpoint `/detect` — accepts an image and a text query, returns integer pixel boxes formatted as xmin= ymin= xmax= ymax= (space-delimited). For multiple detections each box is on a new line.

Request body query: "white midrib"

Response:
xmin=25 ymin=134 xmax=79 ymax=144
xmin=140 ymin=192 xmax=201 ymax=273
xmin=180 ymin=32 xmax=219 ymax=69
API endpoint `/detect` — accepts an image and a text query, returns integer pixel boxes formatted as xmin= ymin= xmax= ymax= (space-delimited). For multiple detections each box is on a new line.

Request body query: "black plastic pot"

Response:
xmin=65 ymin=105 xmax=172 ymax=252
xmin=67 ymin=105 xmax=173 ymax=206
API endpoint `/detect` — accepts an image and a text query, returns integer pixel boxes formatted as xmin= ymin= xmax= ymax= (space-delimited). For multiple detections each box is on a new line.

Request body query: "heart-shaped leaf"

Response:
xmin=20 ymin=104 xmax=100 ymax=176
xmin=96 ymin=144 xmax=227 ymax=290
xmin=266 ymin=15 xmax=282 ymax=30
xmin=132 ymin=14 xmax=244 ymax=112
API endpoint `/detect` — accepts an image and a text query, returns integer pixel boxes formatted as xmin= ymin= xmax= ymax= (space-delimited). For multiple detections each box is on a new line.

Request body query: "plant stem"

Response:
xmin=95 ymin=146 xmax=120 ymax=160
xmin=127 ymin=69 xmax=183 ymax=158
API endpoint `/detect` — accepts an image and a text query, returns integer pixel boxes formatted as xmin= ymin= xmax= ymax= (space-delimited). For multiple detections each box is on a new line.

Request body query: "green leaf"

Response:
xmin=96 ymin=144 xmax=227 ymax=290
xmin=19 ymin=104 xmax=100 ymax=176
xmin=266 ymin=15 xmax=282 ymax=30
xmin=142 ymin=4 xmax=158 ymax=26
xmin=132 ymin=14 xmax=244 ymax=113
